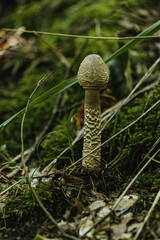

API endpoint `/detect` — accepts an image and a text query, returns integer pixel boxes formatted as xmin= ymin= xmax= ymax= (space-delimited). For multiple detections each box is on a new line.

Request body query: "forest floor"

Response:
xmin=0 ymin=1 xmax=160 ymax=240
xmin=1 ymin=168 xmax=160 ymax=240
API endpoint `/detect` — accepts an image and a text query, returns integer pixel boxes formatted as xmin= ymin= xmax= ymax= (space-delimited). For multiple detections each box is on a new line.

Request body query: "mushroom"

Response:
xmin=78 ymin=54 xmax=109 ymax=171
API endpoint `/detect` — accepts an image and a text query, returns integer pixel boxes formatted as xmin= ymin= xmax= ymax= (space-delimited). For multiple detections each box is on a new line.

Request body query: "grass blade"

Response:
xmin=28 ymin=76 xmax=77 ymax=108
xmin=1 ymin=20 xmax=160 ymax=129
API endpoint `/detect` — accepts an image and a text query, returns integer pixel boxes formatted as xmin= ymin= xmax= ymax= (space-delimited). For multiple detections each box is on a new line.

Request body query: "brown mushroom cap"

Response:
xmin=78 ymin=54 xmax=109 ymax=89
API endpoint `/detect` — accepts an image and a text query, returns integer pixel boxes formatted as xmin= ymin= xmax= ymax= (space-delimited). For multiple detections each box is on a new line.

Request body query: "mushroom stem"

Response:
xmin=83 ymin=89 xmax=101 ymax=170
xmin=78 ymin=54 xmax=109 ymax=171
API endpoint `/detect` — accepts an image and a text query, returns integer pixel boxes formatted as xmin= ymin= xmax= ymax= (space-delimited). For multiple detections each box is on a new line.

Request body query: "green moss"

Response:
xmin=136 ymin=168 xmax=160 ymax=188
xmin=5 ymin=181 xmax=69 ymax=217
xmin=39 ymin=112 xmax=75 ymax=168
xmin=102 ymin=86 xmax=160 ymax=173
xmin=0 ymin=68 xmax=55 ymax=155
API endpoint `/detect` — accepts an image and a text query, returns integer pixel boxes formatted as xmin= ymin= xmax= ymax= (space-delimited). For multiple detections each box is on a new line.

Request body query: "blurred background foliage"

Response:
xmin=0 ymin=0 xmax=160 ymax=172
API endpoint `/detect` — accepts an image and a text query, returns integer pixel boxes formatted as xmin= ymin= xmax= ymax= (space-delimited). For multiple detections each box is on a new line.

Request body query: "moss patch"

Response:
xmin=102 ymin=86 xmax=160 ymax=173
xmin=5 ymin=181 xmax=69 ymax=218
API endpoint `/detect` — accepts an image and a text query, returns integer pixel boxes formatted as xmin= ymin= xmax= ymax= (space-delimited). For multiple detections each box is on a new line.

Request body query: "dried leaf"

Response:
xmin=79 ymin=216 xmax=94 ymax=238
xmin=97 ymin=206 xmax=110 ymax=221
xmin=115 ymin=195 xmax=138 ymax=214
xmin=89 ymin=200 xmax=106 ymax=211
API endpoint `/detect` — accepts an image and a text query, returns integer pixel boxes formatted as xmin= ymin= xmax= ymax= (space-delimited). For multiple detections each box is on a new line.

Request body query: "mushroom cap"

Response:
xmin=78 ymin=54 xmax=109 ymax=89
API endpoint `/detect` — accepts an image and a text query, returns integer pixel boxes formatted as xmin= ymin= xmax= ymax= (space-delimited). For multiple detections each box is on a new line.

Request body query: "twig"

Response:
xmin=6 ymin=92 xmax=63 ymax=178
xmin=0 ymin=179 xmax=21 ymax=197
xmin=133 ymin=190 xmax=160 ymax=240
xmin=20 ymin=72 xmax=63 ymax=230
xmin=3 ymin=28 xmax=160 ymax=40
xmin=21 ymin=72 xmax=53 ymax=173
